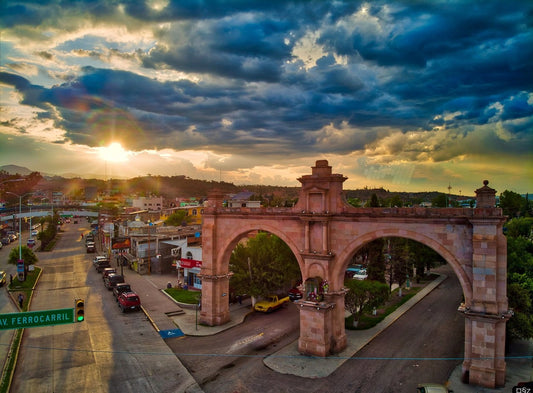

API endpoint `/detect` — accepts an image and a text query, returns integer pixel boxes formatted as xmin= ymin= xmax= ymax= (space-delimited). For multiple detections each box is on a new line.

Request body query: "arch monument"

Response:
xmin=199 ymin=160 xmax=511 ymax=388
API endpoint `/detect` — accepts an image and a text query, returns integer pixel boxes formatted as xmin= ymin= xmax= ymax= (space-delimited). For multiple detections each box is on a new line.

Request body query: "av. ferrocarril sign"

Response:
xmin=0 ymin=308 xmax=75 ymax=330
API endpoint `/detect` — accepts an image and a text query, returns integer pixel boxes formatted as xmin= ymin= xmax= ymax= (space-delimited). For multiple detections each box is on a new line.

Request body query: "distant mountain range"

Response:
xmin=0 ymin=165 xmax=119 ymax=180
xmin=0 ymin=164 xmax=35 ymax=176
xmin=1 ymin=164 xmax=476 ymax=204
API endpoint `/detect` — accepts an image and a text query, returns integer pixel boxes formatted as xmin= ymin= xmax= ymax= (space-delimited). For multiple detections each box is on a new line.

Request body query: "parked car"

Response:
xmin=352 ymin=270 xmax=368 ymax=280
xmin=8 ymin=234 xmax=16 ymax=242
xmin=254 ymin=295 xmax=290 ymax=313
xmin=7 ymin=231 xmax=17 ymax=240
xmin=416 ymin=384 xmax=453 ymax=393
xmin=102 ymin=268 xmax=116 ymax=281
xmin=104 ymin=273 xmax=125 ymax=290
xmin=117 ymin=292 xmax=141 ymax=312
xmin=288 ymin=287 xmax=303 ymax=301
xmin=95 ymin=259 xmax=111 ymax=273
xmin=0 ymin=271 xmax=6 ymax=286
xmin=0 ymin=242 xmax=3 ymax=250
xmin=86 ymin=242 xmax=96 ymax=253
xmin=1 ymin=237 xmax=10 ymax=246
xmin=31 ymin=230 xmax=38 ymax=237
xmin=113 ymin=283 xmax=132 ymax=300
xmin=93 ymin=255 xmax=108 ymax=266
xmin=27 ymin=238 xmax=36 ymax=248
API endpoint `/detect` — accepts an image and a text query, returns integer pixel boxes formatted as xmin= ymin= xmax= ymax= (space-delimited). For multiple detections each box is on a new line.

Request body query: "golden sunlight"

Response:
xmin=98 ymin=142 xmax=130 ymax=162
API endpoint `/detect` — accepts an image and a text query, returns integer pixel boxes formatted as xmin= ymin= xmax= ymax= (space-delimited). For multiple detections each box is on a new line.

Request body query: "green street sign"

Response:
xmin=0 ymin=308 xmax=75 ymax=330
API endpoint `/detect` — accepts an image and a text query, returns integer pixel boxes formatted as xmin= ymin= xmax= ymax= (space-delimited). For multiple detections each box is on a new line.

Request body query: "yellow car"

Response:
xmin=254 ymin=295 xmax=290 ymax=313
xmin=0 ymin=271 xmax=6 ymax=287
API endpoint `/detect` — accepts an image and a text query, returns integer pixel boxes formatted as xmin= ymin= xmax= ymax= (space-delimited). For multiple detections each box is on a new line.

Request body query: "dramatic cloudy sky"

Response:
xmin=1 ymin=0 xmax=532 ymax=194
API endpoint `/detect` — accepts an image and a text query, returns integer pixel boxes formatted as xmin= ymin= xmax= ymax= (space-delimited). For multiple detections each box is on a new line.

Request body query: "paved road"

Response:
xmin=9 ymin=221 xmax=199 ymax=393
xmin=168 ymin=264 xmax=464 ymax=393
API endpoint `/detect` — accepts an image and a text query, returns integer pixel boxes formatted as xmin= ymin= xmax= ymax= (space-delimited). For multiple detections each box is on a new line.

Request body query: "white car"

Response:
xmin=416 ymin=383 xmax=453 ymax=393
xmin=31 ymin=230 xmax=38 ymax=237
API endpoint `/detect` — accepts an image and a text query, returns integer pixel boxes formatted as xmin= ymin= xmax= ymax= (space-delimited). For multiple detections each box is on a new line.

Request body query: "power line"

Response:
xmin=1 ymin=342 xmax=531 ymax=361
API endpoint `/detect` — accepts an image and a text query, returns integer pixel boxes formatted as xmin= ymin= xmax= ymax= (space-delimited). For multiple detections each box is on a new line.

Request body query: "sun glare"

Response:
xmin=99 ymin=142 xmax=130 ymax=162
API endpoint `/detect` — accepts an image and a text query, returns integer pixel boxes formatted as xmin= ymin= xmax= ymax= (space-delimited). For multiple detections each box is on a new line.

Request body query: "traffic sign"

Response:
xmin=0 ymin=308 xmax=75 ymax=330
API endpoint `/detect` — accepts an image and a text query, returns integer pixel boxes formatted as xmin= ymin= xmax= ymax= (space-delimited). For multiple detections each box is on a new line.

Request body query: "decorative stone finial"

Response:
xmin=475 ymin=180 xmax=496 ymax=208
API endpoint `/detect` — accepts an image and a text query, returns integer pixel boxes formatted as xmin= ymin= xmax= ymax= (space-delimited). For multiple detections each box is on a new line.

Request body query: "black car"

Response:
xmin=104 ymin=273 xmax=125 ymax=290
xmin=95 ymin=259 xmax=111 ymax=273
xmin=113 ymin=283 xmax=132 ymax=300
xmin=1 ymin=237 xmax=10 ymax=246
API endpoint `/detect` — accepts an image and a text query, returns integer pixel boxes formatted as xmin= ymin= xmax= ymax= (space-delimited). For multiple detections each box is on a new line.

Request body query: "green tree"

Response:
xmin=360 ymin=239 xmax=386 ymax=283
xmin=366 ymin=193 xmax=380 ymax=207
xmin=390 ymin=238 xmax=411 ymax=296
xmin=505 ymin=217 xmax=533 ymax=238
xmin=229 ymin=232 xmax=300 ymax=299
xmin=499 ymin=190 xmax=524 ymax=218
xmin=344 ymin=279 xmax=389 ymax=327
xmin=506 ymin=237 xmax=533 ymax=276
xmin=38 ymin=213 xmax=59 ymax=250
xmin=431 ymin=193 xmax=448 ymax=207
xmin=505 ymin=216 xmax=533 ymax=341
xmin=165 ymin=210 xmax=189 ymax=226
xmin=8 ymin=245 xmax=38 ymax=268
xmin=346 ymin=197 xmax=362 ymax=207
xmin=506 ymin=283 xmax=533 ymax=340
xmin=385 ymin=195 xmax=403 ymax=208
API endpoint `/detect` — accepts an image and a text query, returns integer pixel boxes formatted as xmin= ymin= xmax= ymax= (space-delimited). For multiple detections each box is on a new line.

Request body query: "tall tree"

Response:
xmin=344 ymin=279 xmax=389 ymax=327
xmin=8 ymin=245 xmax=38 ymax=268
xmin=431 ymin=193 xmax=448 ymax=207
xmin=164 ymin=210 xmax=189 ymax=226
xmin=367 ymin=193 xmax=380 ymax=207
xmin=390 ymin=238 xmax=410 ymax=296
xmin=499 ymin=190 xmax=524 ymax=218
xmin=229 ymin=232 xmax=300 ymax=299
xmin=505 ymin=216 xmax=533 ymax=341
xmin=361 ymin=238 xmax=386 ymax=283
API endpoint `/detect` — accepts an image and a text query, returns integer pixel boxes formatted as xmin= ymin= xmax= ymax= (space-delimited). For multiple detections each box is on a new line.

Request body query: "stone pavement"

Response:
xmin=129 ymin=269 xmax=532 ymax=392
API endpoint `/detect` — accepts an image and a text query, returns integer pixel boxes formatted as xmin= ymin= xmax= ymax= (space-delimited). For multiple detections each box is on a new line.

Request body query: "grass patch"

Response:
xmin=8 ymin=267 xmax=41 ymax=311
xmin=164 ymin=287 xmax=201 ymax=304
xmin=345 ymin=285 xmax=423 ymax=330
xmin=1 ymin=267 xmax=42 ymax=392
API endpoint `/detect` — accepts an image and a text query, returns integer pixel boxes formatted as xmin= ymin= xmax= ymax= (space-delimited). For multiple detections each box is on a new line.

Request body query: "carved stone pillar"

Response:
xmin=297 ymin=300 xmax=336 ymax=356
xmin=199 ymin=273 xmax=231 ymax=326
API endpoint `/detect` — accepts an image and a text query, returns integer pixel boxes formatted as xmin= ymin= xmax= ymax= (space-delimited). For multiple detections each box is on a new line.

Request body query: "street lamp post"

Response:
xmin=6 ymin=191 xmax=33 ymax=281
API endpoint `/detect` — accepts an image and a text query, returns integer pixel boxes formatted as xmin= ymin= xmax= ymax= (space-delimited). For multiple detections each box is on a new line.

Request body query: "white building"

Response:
xmin=132 ymin=196 xmax=163 ymax=211
xmin=162 ymin=236 xmax=203 ymax=290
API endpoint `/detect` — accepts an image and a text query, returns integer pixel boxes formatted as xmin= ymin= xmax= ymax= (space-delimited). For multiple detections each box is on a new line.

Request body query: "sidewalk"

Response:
xmin=132 ymin=270 xmax=532 ymax=392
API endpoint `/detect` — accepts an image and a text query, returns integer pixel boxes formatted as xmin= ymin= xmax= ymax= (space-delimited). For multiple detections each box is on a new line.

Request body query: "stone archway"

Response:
xmin=199 ymin=160 xmax=511 ymax=388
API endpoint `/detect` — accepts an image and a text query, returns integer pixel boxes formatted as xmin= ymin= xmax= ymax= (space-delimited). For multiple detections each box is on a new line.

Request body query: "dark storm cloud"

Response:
xmin=1 ymin=0 xmax=532 ymax=162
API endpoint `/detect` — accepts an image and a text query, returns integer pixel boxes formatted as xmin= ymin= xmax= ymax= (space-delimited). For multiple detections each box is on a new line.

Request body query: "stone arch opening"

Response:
xmin=214 ymin=225 xmax=304 ymax=310
xmin=334 ymin=229 xmax=474 ymax=306
xmin=216 ymin=223 xmax=305 ymax=277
